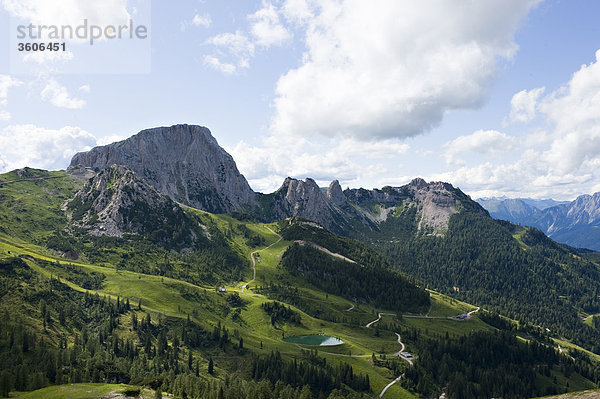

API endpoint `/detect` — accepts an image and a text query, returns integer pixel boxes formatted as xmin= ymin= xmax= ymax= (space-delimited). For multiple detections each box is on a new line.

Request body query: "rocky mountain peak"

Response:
xmin=409 ymin=177 xmax=428 ymax=189
xmin=70 ymin=124 xmax=256 ymax=213
xmin=268 ymin=177 xmax=348 ymax=232
xmin=327 ymin=180 xmax=346 ymax=206
xmin=66 ymin=165 xmax=193 ymax=243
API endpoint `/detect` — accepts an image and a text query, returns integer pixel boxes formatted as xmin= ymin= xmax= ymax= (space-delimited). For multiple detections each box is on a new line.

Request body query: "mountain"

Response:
xmin=66 ymin=165 xmax=199 ymax=246
xmin=477 ymin=195 xmax=600 ymax=250
xmin=70 ymin=125 xmax=487 ymax=240
xmin=476 ymin=198 xmax=542 ymax=226
xmin=478 ymin=197 xmax=568 ymax=212
xmin=533 ymin=192 xmax=600 ymax=250
xmin=70 ymin=124 xmax=256 ymax=214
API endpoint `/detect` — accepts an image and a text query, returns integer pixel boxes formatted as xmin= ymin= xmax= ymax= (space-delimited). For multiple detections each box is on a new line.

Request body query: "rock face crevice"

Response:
xmin=70 ymin=124 xmax=256 ymax=214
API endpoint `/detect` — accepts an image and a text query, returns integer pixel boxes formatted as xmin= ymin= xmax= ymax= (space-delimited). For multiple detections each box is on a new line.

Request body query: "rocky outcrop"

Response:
xmin=68 ymin=123 xmax=488 ymax=238
xmin=326 ymin=180 xmax=346 ymax=206
xmin=66 ymin=165 xmax=194 ymax=242
xmin=268 ymin=177 xmax=349 ymax=232
xmin=70 ymin=124 xmax=256 ymax=213
xmin=266 ymin=177 xmax=486 ymax=236
xmin=341 ymin=178 xmax=487 ymax=235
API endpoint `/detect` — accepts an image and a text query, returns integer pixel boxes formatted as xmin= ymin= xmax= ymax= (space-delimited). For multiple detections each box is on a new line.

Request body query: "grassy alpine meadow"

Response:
xmin=12 ymin=383 xmax=153 ymax=399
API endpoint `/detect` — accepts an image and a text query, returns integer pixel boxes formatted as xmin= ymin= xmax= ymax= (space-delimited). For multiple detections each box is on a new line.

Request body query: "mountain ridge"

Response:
xmin=478 ymin=195 xmax=600 ymax=250
xmin=71 ymin=124 xmax=487 ymax=238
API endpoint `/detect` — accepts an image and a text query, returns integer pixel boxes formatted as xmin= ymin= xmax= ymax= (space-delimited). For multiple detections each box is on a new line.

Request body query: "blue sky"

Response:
xmin=1 ymin=0 xmax=599 ymax=200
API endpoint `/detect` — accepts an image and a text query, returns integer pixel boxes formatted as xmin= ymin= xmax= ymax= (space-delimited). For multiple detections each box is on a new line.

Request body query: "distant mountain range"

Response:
xmin=477 ymin=196 xmax=600 ymax=251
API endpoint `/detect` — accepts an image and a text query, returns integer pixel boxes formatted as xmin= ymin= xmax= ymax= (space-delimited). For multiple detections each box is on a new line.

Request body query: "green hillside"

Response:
xmin=0 ymin=169 xmax=598 ymax=399
xmin=377 ymin=212 xmax=600 ymax=354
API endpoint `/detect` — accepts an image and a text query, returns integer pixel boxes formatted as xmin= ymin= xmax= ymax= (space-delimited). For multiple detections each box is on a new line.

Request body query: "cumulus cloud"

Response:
xmin=0 ymin=75 xmax=22 ymax=99
xmin=2 ymin=0 xmax=132 ymax=70
xmin=203 ymin=55 xmax=237 ymax=75
xmin=1 ymin=0 xmax=130 ymax=30
xmin=437 ymin=49 xmax=600 ymax=199
xmin=509 ymin=87 xmax=545 ymax=123
xmin=228 ymin=134 xmax=409 ymax=192
xmin=0 ymin=74 xmax=22 ymax=122
xmin=444 ymin=130 xmax=516 ymax=165
xmin=192 ymin=12 xmax=211 ymax=28
xmin=204 ymin=31 xmax=255 ymax=73
xmin=272 ymin=0 xmax=541 ymax=140
xmin=0 ymin=124 xmax=97 ymax=172
xmin=204 ymin=1 xmax=291 ymax=74
xmin=249 ymin=1 xmax=292 ymax=47
xmin=40 ymin=78 xmax=86 ymax=109
xmin=22 ymin=50 xmax=75 ymax=66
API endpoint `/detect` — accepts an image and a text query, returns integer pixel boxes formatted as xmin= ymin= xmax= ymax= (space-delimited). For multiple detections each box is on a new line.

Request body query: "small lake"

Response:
xmin=283 ymin=334 xmax=344 ymax=346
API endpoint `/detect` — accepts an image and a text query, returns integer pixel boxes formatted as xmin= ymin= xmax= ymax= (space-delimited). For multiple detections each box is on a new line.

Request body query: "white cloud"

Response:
xmin=0 ymin=75 xmax=22 ymax=99
xmin=444 ymin=130 xmax=516 ymax=165
xmin=96 ymin=134 xmax=127 ymax=146
xmin=539 ymin=49 xmax=600 ymax=134
xmin=281 ymin=0 xmax=315 ymax=25
xmin=1 ymin=0 xmax=130 ymax=29
xmin=78 ymin=84 xmax=91 ymax=93
xmin=437 ymin=49 xmax=600 ymax=200
xmin=0 ymin=74 xmax=22 ymax=122
xmin=23 ymin=50 xmax=75 ymax=65
xmin=204 ymin=31 xmax=255 ymax=73
xmin=203 ymin=55 xmax=237 ymax=75
xmin=2 ymin=0 xmax=131 ymax=69
xmin=271 ymin=0 xmax=541 ymax=140
xmin=509 ymin=87 xmax=545 ymax=123
xmin=249 ymin=1 xmax=292 ymax=47
xmin=205 ymin=2 xmax=292 ymax=74
xmin=228 ymin=134 xmax=409 ymax=192
xmin=0 ymin=124 xmax=97 ymax=173
xmin=192 ymin=12 xmax=211 ymax=28
xmin=40 ymin=78 xmax=86 ymax=109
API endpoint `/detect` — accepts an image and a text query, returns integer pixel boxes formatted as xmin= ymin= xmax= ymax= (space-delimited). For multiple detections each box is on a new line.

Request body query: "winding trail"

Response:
xmin=241 ymin=226 xmax=282 ymax=292
xmin=344 ymin=304 xmax=355 ymax=312
xmin=365 ymin=313 xmax=396 ymax=328
xmin=379 ymin=334 xmax=412 ymax=398
xmin=379 ymin=374 xmax=405 ymax=398
xmin=294 ymin=240 xmax=357 ymax=263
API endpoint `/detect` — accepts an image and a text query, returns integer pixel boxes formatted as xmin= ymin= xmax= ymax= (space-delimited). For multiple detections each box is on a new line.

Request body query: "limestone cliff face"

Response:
xmin=66 ymin=165 xmax=192 ymax=241
xmin=343 ymin=178 xmax=488 ymax=235
xmin=70 ymin=124 xmax=256 ymax=213
xmin=326 ymin=180 xmax=346 ymax=206
xmin=269 ymin=178 xmax=349 ymax=232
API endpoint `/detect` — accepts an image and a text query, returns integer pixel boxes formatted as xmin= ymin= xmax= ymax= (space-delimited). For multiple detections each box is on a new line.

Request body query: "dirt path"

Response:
xmin=240 ymin=227 xmax=282 ymax=292
xmin=345 ymin=304 xmax=355 ymax=311
xmin=379 ymin=374 xmax=405 ymax=398
xmin=379 ymin=334 xmax=412 ymax=397
xmin=294 ymin=240 xmax=357 ymax=263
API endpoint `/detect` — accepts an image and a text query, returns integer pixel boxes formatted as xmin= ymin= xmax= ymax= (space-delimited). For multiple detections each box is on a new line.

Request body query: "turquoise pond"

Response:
xmin=283 ymin=334 xmax=344 ymax=346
